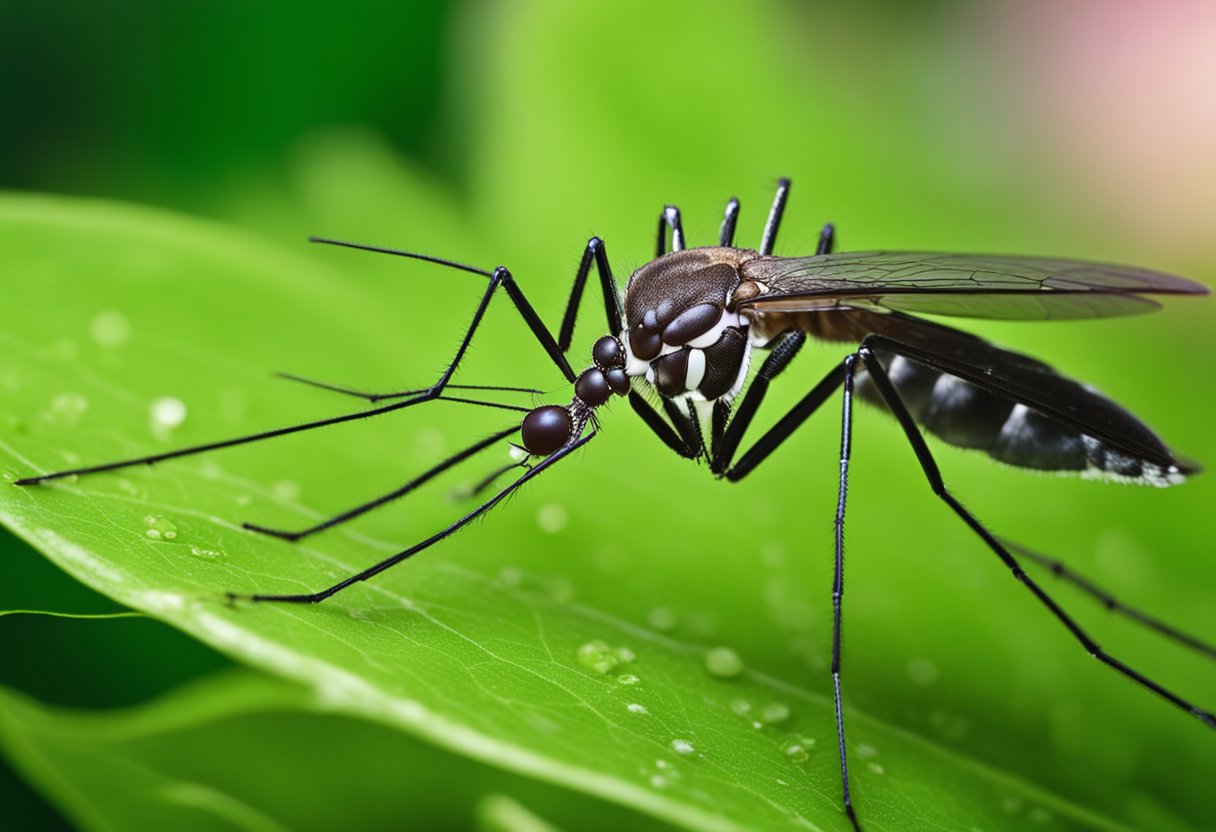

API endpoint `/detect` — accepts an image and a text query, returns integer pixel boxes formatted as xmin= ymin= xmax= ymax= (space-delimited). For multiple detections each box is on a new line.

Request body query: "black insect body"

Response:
xmin=16 ymin=180 xmax=1213 ymax=831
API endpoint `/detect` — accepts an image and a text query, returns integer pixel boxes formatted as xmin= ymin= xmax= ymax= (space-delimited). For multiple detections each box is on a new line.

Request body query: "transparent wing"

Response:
xmin=739 ymin=252 xmax=1209 ymax=320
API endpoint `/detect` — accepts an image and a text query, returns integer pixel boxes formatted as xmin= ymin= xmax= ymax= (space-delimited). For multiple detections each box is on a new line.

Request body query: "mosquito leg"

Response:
xmin=656 ymin=205 xmax=685 ymax=257
xmin=558 ymin=237 xmax=623 ymax=355
xmin=231 ymin=433 xmax=596 ymax=605
xmin=242 ymin=426 xmax=517 ymax=542
xmin=14 ymin=397 xmax=527 ymax=486
xmin=705 ymin=209 xmax=829 ymax=465
xmin=310 ymin=238 xmax=577 ymax=384
xmin=857 ymin=339 xmax=1216 ymax=730
xmin=711 ymin=331 xmax=807 ymax=474
xmin=817 ymin=222 xmax=835 ymax=256
xmin=665 ymin=399 xmax=704 ymax=458
xmin=719 ymin=354 xmax=864 ymax=830
xmin=16 ymin=247 xmax=571 ymax=485
xmin=719 ymin=197 xmax=741 ymax=247
xmin=628 ymin=392 xmax=699 ymax=459
xmin=759 ymin=177 xmax=791 ymax=256
xmin=833 ymin=353 xmax=863 ymax=831
xmin=1003 ymin=538 xmax=1216 ymax=660
xmin=460 ymin=459 xmax=526 ymax=500
xmin=722 ymin=356 xmax=847 ymax=482
xmin=274 ymin=374 xmax=542 ymax=403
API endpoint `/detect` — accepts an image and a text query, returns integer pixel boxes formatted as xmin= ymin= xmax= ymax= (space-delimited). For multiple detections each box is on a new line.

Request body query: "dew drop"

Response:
xmin=1001 ymin=797 xmax=1024 ymax=816
xmin=548 ymin=578 xmax=575 ymax=603
xmin=867 ymin=762 xmax=885 ymax=775
xmin=654 ymin=758 xmax=673 ymax=770
xmin=626 ymin=703 xmax=648 ymax=714
xmin=759 ymin=702 xmax=791 ymax=725
xmin=617 ymin=674 xmax=640 ymax=686
xmin=271 ymin=479 xmax=301 ymax=502
xmin=705 ymin=646 xmax=744 ymax=678
xmin=149 ymin=396 xmax=187 ymax=440
xmin=536 ymin=503 xmax=568 ymax=533
xmin=143 ymin=515 xmax=178 ymax=541
xmin=576 ymin=640 xmax=634 ymax=675
xmin=188 ymin=545 xmax=226 ymax=562
xmin=497 ymin=566 xmax=523 ymax=587
xmin=856 ymin=743 xmax=879 ymax=759
xmin=90 ymin=310 xmax=131 ymax=348
xmin=1 ymin=471 xmax=13 ymax=482
xmin=783 ymin=742 xmax=809 ymax=763
xmin=730 ymin=698 xmax=752 ymax=716
xmin=782 ymin=736 xmax=815 ymax=763
xmin=649 ymin=774 xmax=668 ymax=789
xmin=647 ymin=606 xmax=678 ymax=631
xmin=46 ymin=392 xmax=89 ymax=427
xmin=670 ymin=739 xmax=695 ymax=756
xmin=577 ymin=640 xmax=616 ymax=674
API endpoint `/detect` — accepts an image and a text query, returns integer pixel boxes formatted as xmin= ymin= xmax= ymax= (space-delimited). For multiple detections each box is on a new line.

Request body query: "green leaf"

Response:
xmin=3 ymin=192 xmax=1198 ymax=832
xmin=0 ymin=669 xmax=661 ymax=832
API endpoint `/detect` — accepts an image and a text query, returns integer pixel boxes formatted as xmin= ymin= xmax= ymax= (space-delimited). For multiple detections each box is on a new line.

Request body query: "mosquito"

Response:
xmin=16 ymin=179 xmax=1213 ymax=830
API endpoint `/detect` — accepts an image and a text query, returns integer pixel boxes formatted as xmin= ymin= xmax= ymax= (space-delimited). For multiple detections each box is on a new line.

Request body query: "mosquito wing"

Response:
xmin=739 ymin=252 xmax=1209 ymax=320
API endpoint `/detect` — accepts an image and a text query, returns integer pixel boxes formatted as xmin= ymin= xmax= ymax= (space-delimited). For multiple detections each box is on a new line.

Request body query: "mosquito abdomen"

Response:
xmin=857 ymin=352 xmax=1187 ymax=486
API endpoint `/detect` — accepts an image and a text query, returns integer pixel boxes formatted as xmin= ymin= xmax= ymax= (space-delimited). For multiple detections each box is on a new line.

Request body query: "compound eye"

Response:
xmin=592 ymin=336 xmax=625 ymax=370
xmin=521 ymin=405 xmax=573 ymax=456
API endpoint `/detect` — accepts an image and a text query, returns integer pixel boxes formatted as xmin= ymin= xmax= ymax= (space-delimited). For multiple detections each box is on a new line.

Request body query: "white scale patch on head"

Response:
xmin=684 ymin=348 xmax=706 ymax=391
xmin=687 ymin=310 xmax=745 ymax=349
xmin=621 ymin=329 xmax=650 ymax=377
xmin=622 ymin=308 xmax=752 ymax=405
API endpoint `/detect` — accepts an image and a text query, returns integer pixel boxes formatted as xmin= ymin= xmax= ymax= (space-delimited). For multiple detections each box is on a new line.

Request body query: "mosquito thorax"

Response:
xmin=620 ymin=247 xmax=756 ymax=402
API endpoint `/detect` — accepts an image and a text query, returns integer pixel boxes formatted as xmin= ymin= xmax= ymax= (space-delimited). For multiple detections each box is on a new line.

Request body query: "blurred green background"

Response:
xmin=2 ymin=1 xmax=1213 ymax=830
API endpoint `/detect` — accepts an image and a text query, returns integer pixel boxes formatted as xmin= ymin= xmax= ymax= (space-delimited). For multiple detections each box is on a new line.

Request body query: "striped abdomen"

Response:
xmin=854 ymin=350 xmax=1188 ymax=487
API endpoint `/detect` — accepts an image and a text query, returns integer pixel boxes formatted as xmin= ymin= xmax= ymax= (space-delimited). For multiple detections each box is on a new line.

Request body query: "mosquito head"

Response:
xmin=519 ymin=335 xmax=628 ymax=457
xmin=620 ymin=249 xmax=754 ymax=404
xmin=520 ymin=405 xmax=574 ymax=456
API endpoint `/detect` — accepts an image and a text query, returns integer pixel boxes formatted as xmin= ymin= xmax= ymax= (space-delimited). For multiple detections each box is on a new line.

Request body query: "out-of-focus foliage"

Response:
xmin=1 ymin=1 xmax=1212 ymax=830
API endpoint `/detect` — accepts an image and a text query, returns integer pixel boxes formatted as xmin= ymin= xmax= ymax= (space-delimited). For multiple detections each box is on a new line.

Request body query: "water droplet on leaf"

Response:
xmin=143 ymin=515 xmax=178 ymax=541
xmin=90 ymin=310 xmax=131 ymax=348
xmin=536 ymin=503 xmax=568 ymax=533
xmin=670 ymin=739 xmax=695 ymax=756
xmin=705 ymin=646 xmax=744 ymax=678
xmin=759 ymin=702 xmax=791 ymax=724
